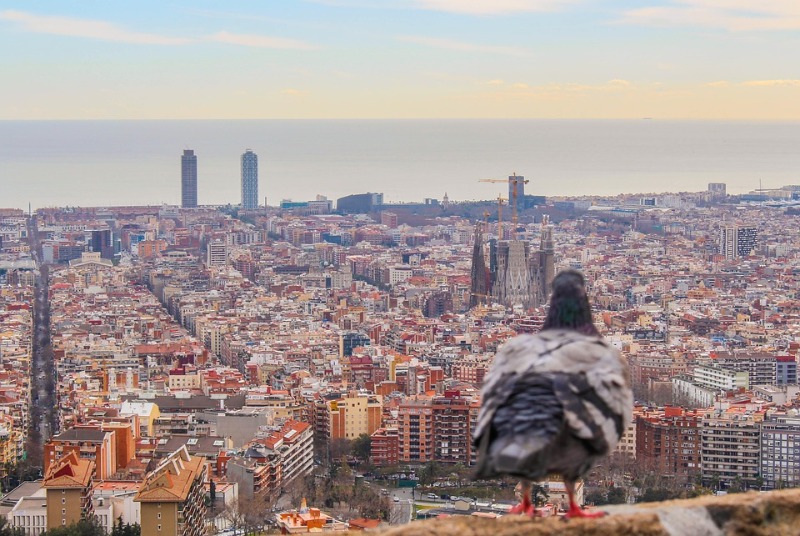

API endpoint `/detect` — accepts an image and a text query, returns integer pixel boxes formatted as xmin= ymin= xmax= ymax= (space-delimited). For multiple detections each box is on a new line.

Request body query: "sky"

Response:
xmin=1 ymin=1 xmax=799 ymax=120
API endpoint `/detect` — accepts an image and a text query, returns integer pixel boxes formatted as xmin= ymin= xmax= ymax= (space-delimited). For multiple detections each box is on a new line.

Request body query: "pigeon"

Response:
xmin=473 ymin=269 xmax=632 ymax=518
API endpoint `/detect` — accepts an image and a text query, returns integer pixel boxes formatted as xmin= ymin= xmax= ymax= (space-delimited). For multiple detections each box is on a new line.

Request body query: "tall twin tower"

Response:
xmin=180 ymin=149 xmax=259 ymax=209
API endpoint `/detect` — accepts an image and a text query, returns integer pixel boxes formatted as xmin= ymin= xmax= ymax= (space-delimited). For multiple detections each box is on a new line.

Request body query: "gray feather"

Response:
xmin=473 ymin=330 xmax=633 ymax=482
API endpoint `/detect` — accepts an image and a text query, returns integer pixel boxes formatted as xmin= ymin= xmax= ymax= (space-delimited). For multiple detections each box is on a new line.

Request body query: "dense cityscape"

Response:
xmin=1 ymin=148 xmax=800 ymax=534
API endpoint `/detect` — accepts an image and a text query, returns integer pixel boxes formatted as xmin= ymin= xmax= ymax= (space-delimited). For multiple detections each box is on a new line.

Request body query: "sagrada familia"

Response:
xmin=469 ymin=217 xmax=555 ymax=310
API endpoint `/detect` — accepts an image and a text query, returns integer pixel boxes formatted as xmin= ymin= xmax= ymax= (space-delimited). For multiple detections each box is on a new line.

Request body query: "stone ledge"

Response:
xmin=361 ymin=489 xmax=800 ymax=536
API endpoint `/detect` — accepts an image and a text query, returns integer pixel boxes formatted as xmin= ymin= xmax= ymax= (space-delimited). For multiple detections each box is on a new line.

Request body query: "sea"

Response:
xmin=1 ymin=119 xmax=799 ymax=211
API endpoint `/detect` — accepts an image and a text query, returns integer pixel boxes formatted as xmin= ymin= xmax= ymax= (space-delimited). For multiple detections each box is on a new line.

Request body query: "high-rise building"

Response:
xmin=181 ymin=150 xmax=198 ymax=208
xmin=760 ymin=415 xmax=800 ymax=489
xmin=719 ymin=226 xmax=758 ymax=259
xmin=207 ymin=239 xmax=227 ymax=267
xmin=701 ymin=411 xmax=760 ymax=489
xmin=88 ymin=228 xmax=113 ymax=259
xmin=135 ymin=446 xmax=207 ymax=536
xmin=241 ymin=149 xmax=258 ymax=210
xmin=42 ymin=451 xmax=95 ymax=532
xmin=508 ymin=174 xmax=525 ymax=204
xmin=708 ymin=182 xmax=727 ymax=198
xmin=636 ymin=407 xmax=701 ymax=485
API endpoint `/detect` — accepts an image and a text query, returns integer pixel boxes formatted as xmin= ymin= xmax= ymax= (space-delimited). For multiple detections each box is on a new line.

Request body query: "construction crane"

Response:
xmin=478 ymin=174 xmax=529 ymax=230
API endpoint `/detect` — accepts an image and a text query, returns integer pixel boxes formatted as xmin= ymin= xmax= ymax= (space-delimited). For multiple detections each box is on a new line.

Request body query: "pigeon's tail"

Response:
xmin=473 ymin=431 xmax=552 ymax=481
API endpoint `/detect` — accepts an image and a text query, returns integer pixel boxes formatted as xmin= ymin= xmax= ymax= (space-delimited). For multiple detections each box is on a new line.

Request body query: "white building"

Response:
xmin=207 ymin=240 xmax=228 ymax=267
xmin=694 ymin=365 xmax=749 ymax=391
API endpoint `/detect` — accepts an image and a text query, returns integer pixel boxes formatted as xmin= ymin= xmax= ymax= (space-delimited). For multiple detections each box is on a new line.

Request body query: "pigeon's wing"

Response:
xmin=548 ymin=335 xmax=632 ymax=456
xmin=473 ymin=331 xmax=578 ymax=444
xmin=474 ymin=369 xmax=563 ymax=479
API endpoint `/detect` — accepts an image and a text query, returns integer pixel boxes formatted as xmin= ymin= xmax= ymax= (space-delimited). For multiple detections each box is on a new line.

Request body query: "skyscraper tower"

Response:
xmin=241 ymin=149 xmax=258 ymax=210
xmin=181 ymin=150 xmax=198 ymax=208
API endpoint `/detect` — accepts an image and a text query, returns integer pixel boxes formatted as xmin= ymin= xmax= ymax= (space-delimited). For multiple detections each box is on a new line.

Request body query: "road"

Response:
xmin=26 ymin=216 xmax=58 ymax=466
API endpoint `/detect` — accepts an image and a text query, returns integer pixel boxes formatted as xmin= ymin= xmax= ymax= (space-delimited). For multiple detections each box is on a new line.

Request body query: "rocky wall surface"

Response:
xmin=359 ymin=489 xmax=800 ymax=536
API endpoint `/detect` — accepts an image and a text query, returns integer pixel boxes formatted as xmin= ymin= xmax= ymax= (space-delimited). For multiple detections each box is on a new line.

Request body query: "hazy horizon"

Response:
xmin=2 ymin=119 xmax=798 ymax=211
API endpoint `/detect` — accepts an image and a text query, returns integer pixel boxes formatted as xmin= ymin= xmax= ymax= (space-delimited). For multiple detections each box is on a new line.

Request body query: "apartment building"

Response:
xmin=44 ymin=428 xmax=117 ymax=480
xmin=636 ymin=407 xmax=702 ymax=484
xmin=42 ymin=452 xmax=95 ymax=531
xmin=134 ymin=446 xmax=208 ymax=536
xmin=701 ymin=411 xmax=761 ymax=489
xmin=760 ymin=414 xmax=800 ymax=490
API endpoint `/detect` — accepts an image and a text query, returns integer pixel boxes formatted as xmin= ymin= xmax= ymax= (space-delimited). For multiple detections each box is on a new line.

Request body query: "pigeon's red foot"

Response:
xmin=564 ymin=505 xmax=606 ymax=519
xmin=509 ymin=502 xmax=537 ymax=517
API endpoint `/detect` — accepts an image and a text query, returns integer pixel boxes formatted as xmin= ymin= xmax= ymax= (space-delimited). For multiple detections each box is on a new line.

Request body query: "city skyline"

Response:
xmin=1 ymin=1 xmax=799 ymax=120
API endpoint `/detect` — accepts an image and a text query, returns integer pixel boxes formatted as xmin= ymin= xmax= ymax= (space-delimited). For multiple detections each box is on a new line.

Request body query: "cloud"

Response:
xmin=282 ymin=88 xmax=309 ymax=96
xmin=559 ymin=80 xmax=636 ymax=92
xmin=486 ymin=79 xmax=505 ymax=85
xmin=619 ymin=1 xmax=800 ymax=31
xmin=413 ymin=0 xmax=580 ymax=15
xmin=0 ymin=10 xmax=191 ymax=44
xmin=398 ymin=35 xmax=528 ymax=56
xmin=496 ymin=79 xmax=639 ymax=95
xmin=308 ymin=0 xmax=579 ymax=14
xmin=742 ymin=79 xmax=800 ymax=87
xmin=210 ymin=31 xmax=319 ymax=50
xmin=704 ymin=80 xmax=731 ymax=87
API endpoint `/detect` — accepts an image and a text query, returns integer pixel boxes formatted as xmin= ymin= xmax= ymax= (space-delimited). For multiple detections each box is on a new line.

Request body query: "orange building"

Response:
xmin=45 ymin=428 xmax=117 ymax=480
xmin=137 ymin=239 xmax=167 ymax=258
xmin=275 ymin=499 xmax=348 ymax=533
xmin=326 ymin=393 xmax=382 ymax=440
xmin=369 ymin=427 xmax=399 ymax=467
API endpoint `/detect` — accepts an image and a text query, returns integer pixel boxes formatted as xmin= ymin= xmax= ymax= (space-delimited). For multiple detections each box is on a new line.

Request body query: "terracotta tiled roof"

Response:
xmin=134 ymin=446 xmax=205 ymax=503
xmin=43 ymin=451 xmax=94 ymax=489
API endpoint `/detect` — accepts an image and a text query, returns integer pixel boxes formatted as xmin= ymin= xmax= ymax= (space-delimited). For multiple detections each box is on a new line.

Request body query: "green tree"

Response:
xmin=111 ymin=517 xmax=141 ymax=536
xmin=351 ymin=434 xmax=372 ymax=464
xmin=638 ymin=487 xmax=680 ymax=504
xmin=43 ymin=517 xmax=106 ymax=536
xmin=606 ymin=486 xmax=627 ymax=504
xmin=418 ymin=462 xmax=440 ymax=487
xmin=0 ymin=517 xmax=25 ymax=536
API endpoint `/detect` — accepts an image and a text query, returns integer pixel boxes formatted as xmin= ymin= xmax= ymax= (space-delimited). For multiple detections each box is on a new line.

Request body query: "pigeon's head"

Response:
xmin=542 ymin=269 xmax=598 ymax=336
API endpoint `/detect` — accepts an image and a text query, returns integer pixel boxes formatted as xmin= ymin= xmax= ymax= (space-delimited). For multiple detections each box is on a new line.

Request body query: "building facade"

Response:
xmin=701 ymin=411 xmax=760 ymax=489
xmin=760 ymin=414 xmax=800 ymax=490
xmin=135 ymin=446 xmax=208 ymax=536
xmin=42 ymin=452 xmax=95 ymax=532
xmin=181 ymin=150 xmax=198 ymax=208
xmin=636 ymin=407 xmax=701 ymax=484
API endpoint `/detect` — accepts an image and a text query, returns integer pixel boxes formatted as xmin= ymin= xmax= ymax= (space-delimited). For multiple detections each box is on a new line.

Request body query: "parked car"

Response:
xmin=427 ymin=493 xmax=437 ymax=499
